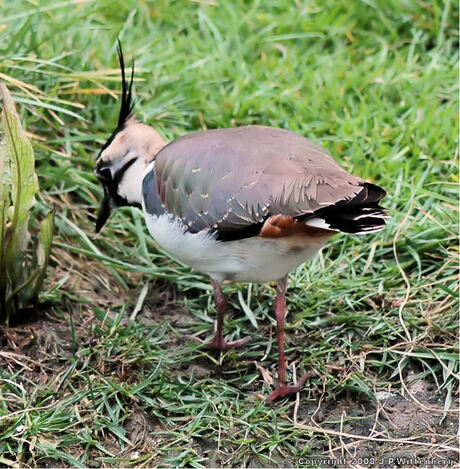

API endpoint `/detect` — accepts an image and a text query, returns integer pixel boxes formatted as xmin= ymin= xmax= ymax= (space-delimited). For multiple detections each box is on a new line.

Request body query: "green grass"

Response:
xmin=0 ymin=0 xmax=458 ymax=466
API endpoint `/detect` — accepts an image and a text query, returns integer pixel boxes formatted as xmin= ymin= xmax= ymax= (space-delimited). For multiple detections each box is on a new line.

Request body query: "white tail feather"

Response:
xmin=304 ymin=217 xmax=339 ymax=231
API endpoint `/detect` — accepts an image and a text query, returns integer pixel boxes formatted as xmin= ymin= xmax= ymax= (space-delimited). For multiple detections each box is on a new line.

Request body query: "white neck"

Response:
xmin=118 ymin=156 xmax=149 ymax=206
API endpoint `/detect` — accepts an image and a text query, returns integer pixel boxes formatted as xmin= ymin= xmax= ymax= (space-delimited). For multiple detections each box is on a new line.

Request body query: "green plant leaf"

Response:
xmin=0 ymin=82 xmax=54 ymax=324
xmin=238 ymin=289 xmax=258 ymax=329
xmin=1 ymin=82 xmax=38 ymax=296
xmin=31 ymin=209 xmax=55 ymax=300
xmin=0 ymin=82 xmax=38 ymax=231
xmin=0 ymin=200 xmax=6 ymax=314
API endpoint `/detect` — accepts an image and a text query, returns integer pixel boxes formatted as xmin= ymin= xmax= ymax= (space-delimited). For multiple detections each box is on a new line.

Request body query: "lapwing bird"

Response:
xmin=95 ymin=44 xmax=388 ymax=401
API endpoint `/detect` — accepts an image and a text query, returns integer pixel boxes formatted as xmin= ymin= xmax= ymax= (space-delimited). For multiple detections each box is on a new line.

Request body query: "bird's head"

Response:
xmin=95 ymin=42 xmax=166 ymax=232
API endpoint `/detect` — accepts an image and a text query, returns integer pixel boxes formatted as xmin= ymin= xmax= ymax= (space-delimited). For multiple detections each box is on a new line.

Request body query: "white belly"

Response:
xmin=143 ymin=212 xmax=329 ymax=283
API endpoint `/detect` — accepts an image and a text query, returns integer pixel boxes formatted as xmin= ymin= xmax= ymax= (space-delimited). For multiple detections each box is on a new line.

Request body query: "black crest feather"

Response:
xmin=116 ymin=39 xmax=135 ymax=128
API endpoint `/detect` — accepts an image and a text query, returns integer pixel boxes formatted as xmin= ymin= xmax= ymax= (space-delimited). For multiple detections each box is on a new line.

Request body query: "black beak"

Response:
xmin=95 ymin=185 xmax=117 ymax=233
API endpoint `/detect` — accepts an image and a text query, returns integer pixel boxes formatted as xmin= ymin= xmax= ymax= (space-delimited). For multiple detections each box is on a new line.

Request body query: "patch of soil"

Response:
xmin=122 ymin=405 xmax=163 ymax=465
xmin=137 ymin=278 xmax=189 ymax=326
xmin=292 ymin=386 xmax=459 ymax=468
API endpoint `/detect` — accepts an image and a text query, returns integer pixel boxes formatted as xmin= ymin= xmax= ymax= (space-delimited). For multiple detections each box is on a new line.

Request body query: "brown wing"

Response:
xmin=150 ymin=125 xmax=384 ymax=236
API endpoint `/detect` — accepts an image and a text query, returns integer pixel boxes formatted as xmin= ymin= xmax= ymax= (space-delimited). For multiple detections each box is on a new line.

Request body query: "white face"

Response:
xmin=95 ymin=118 xmax=167 ymax=231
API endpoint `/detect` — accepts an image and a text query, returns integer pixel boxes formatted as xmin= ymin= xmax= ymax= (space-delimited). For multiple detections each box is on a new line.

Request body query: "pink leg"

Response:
xmin=266 ymin=275 xmax=315 ymax=402
xmin=185 ymin=279 xmax=251 ymax=350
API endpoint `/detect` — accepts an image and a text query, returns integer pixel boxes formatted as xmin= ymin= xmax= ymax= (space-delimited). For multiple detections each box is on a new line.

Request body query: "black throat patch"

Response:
xmin=97 ymin=156 xmax=141 ymax=209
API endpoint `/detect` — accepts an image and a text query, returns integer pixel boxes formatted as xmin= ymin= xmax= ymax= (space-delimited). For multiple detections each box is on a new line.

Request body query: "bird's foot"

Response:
xmin=185 ymin=334 xmax=251 ymax=350
xmin=185 ymin=319 xmax=251 ymax=350
xmin=266 ymin=371 xmax=316 ymax=402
